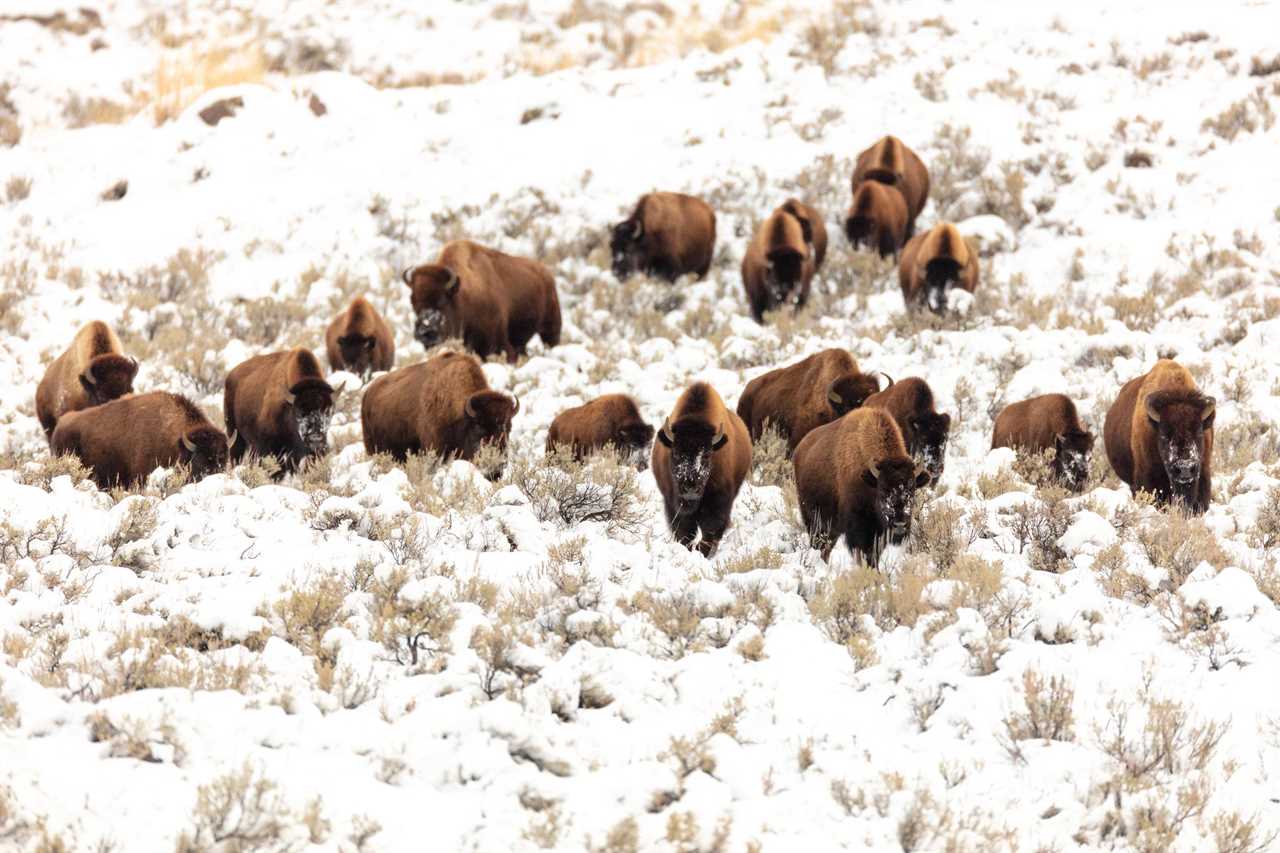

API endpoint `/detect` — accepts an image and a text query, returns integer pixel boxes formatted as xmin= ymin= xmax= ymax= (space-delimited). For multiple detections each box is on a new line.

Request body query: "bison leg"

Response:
xmin=667 ymin=507 xmax=699 ymax=550
xmin=694 ymin=502 xmax=730 ymax=558
xmin=844 ymin=523 xmax=878 ymax=569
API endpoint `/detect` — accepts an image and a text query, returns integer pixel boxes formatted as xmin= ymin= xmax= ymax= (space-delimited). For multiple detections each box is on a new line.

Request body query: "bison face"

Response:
xmin=403 ymin=265 xmax=460 ymax=349
xmin=908 ymin=412 xmax=951 ymax=484
xmin=463 ymin=391 xmax=518 ymax=480
xmin=1146 ymin=392 xmax=1215 ymax=503
xmin=843 ymin=214 xmax=873 ymax=252
xmin=658 ymin=420 xmax=728 ymax=515
xmin=178 ymin=427 xmax=229 ymax=482
xmin=764 ymin=249 xmax=806 ymax=306
xmin=828 ymin=373 xmax=886 ymax=418
xmin=80 ymin=354 xmax=138 ymax=407
xmin=861 ymin=458 xmax=930 ymax=543
xmin=923 ymin=258 xmax=963 ymax=314
xmin=336 ymin=334 xmax=377 ymax=378
xmin=610 ymin=219 xmax=643 ymax=281
xmin=616 ymin=422 xmax=656 ymax=471
xmin=1054 ymin=429 xmax=1095 ymax=492
xmin=286 ymin=380 xmax=336 ymax=457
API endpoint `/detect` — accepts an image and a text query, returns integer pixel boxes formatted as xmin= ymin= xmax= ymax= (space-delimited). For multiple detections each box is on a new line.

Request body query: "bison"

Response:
xmin=402 ymin=240 xmax=561 ymax=363
xmin=325 ymin=296 xmax=394 ymax=378
xmin=1104 ymin=359 xmax=1215 ymax=514
xmin=992 ymin=394 xmax=1095 ymax=492
xmin=851 ymin=135 xmax=930 ymax=237
xmin=50 ymin=391 xmax=229 ymax=489
xmin=652 ymin=382 xmax=751 ymax=557
xmin=794 ymin=406 xmax=931 ymax=566
xmin=742 ymin=199 xmax=828 ymax=322
xmin=863 ymin=377 xmax=951 ymax=484
xmin=737 ymin=349 xmax=891 ymax=453
xmin=35 ymin=321 xmax=138 ymax=441
xmin=610 ymin=191 xmax=717 ymax=283
xmin=361 ymin=350 xmax=517 ymax=479
xmin=843 ymin=180 xmax=908 ymax=259
xmin=546 ymin=394 xmax=654 ymax=470
xmin=899 ymin=223 xmax=979 ymax=314
xmin=224 ymin=347 xmax=340 ymax=475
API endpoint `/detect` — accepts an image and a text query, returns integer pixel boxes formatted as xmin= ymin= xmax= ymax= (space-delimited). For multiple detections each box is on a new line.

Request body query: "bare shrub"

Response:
xmin=271 ymin=573 xmax=348 ymax=685
xmin=368 ymin=567 xmax=459 ymax=667
xmin=1004 ymin=487 xmax=1074 ymax=572
xmin=748 ymin=423 xmax=791 ymax=488
xmin=1201 ymin=87 xmax=1277 ymax=141
xmin=1001 ymin=670 xmax=1076 ymax=761
xmin=1135 ymin=513 xmax=1227 ymax=587
xmin=173 ymin=762 xmax=294 ymax=852
xmin=506 ymin=447 xmax=648 ymax=536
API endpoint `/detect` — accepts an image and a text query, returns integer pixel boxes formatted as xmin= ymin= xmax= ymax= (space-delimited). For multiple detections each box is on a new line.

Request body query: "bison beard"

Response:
xmin=765 ymin=253 xmax=806 ymax=306
xmin=924 ymin=258 xmax=961 ymax=314
xmin=414 ymin=308 xmax=448 ymax=349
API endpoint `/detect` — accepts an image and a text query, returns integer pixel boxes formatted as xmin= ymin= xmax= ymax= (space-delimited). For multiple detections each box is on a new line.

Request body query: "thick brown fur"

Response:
xmin=736 ymin=349 xmax=889 ymax=453
xmin=863 ymin=377 xmax=951 ymax=482
xmin=325 ymin=296 xmax=394 ymax=376
xmin=35 ymin=321 xmax=138 ymax=442
xmin=992 ymin=394 xmax=1094 ymax=491
xmin=224 ymin=348 xmax=338 ymax=475
xmin=651 ymin=382 xmax=751 ymax=557
xmin=899 ymin=223 xmax=979 ymax=314
xmin=741 ymin=199 xmax=827 ymax=322
xmin=361 ymin=350 xmax=517 ymax=478
xmin=850 ymin=135 xmax=930 ymax=235
xmin=843 ymin=180 xmax=908 ymax=259
xmin=610 ymin=192 xmax=717 ymax=282
xmin=546 ymin=394 xmax=655 ymax=469
xmin=793 ymin=407 xmax=930 ymax=566
xmin=403 ymin=240 xmax=562 ymax=363
xmin=1104 ymin=360 xmax=1215 ymax=514
xmin=50 ymin=391 xmax=228 ymax=489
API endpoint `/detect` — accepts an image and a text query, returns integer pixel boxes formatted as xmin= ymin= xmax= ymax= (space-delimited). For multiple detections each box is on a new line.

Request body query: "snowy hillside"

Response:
xmin=3 ymin=0 xmax=1280 ymax=850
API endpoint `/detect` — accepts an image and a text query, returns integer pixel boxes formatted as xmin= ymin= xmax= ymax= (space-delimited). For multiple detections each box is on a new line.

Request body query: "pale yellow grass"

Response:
xmin=151 ymin=43 xmax=267 ymax=126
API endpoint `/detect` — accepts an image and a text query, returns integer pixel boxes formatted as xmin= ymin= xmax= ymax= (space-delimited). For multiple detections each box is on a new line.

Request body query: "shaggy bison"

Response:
xmin=50 ymin=391 xmax=229 ymax=488
xmin=325 ymin=296 xmax=394 ymax=378
xmin=546 ymin=394 xmax=654 ymax=469
xmin=737 ymin=349 xmax=891 ymax=452
xmin=224 ymin=348 xmax=340 ymax=474
xmin=793 ymin=407 xmax=931 ymax=566
xmin=851 ymin=135 xmax=930 ymax=236
xmin=402 ymin=240 xmax=561 ymax=363
xmin=1104 ymin=359 xmax=1215 ymax=514
xmin=899 ymin=223 xmax=979 ymax=314
xmin=652 ymin=382 xmax=751 ymax=557
xmin=742 ymin=199 xmax=827 ymax=322
xmin=864 ymin=377 xmax=951 ymax=484
xmin=361 ymin=350 xmax=517 ymax=479
xmin=992 ymin=394 xmax=1094 ymax=492
xmin=610 ymin=192 xmax=716 ymax=283
xmin=843 ymin=180 xmax=908 ymax=259
xmin=35 ymin=321 xmax=138 ymax=441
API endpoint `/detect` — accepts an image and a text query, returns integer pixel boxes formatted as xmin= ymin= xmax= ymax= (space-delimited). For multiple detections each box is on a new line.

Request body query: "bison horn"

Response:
xmin=828 ymin=386 xmax=844 ymax=406
xmin=632 ymin=219 xmax=643 ymax=240
xmin=401 ymin=267 xmax=414 ymax=286
xmin=659 ymin=420 xmax=674 ymax=445
xmin=444 ymin=269 xmax=459 ymax=292
xmin=82 ymin=364 xmax=97 ymax=386
xmin=465 ymin=396 xmax=477 ymax=419
xmin=510 ymin=395 xmax=520 ymax=415
xmin=181 ymin=433 xmax=197 ymax=452
xmin=1144 ymin=397 xmax=1162 ymax=424
xmin=227 ymin=430 xmax=237 ymax=449
xmin=878 ymin=371 xmax=894 ymax=390
xmin=332 ymin=380 xmax=348 ymax=396
xmin=1200 ymin=396 xmax=1216 ymax=423
xmin=128 ymin=356 xmax=139 ymax=370
xmin=868 ymin=460 xmax=880 ymax=480
xmin=283 ymin=390 xmax=296 ymax=406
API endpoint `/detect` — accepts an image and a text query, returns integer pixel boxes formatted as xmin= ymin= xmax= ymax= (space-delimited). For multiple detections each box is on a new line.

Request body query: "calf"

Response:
xmin=546 ymin=394 xmax=654 ymax=470
xmin=35 ymin=321 xmax=138 ymax=441
xmin=224 ymin=348 xmax=339 ymax=475
xmin=992 ymin=394 xmax=1094 ymax=491
xmin=325 ymin=296 xmax=394 ymax=377
xmin=610 ymin=192 xmax=717 ymax=282
xmin=863 ymin=377 xmax=951 ymax=483
xmin=899 ymin=223 xmax=979 ymax=314
xmin=741 ymin=199 xmax=827 ymax=322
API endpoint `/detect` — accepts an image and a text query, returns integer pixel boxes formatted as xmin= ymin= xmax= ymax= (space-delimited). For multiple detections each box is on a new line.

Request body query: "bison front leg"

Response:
xmin=694 ymin=504 xmax=730 ymax=559
xmin=671 ymin=512 xmax=699 ymax=550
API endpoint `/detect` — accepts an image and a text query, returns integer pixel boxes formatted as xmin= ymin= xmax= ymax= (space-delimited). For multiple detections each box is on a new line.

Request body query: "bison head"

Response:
xmin=1054 ymin=428 xmax=1095 ymax=492
xmin=285 ymin=378 xmax=337 ymax=457
xmin=462 ymin=390 xmax=518 ymax=480
xmin=403 ymin=265 xmax=460 ymax=349
xmin=657 ymin=417 xmax=728 ymax=516
xmin=763 ymin=247 xmax=808 ymax=306
xmin=178 ymin=426 xmax=230 ymax=482
xmin=336 ymin=334 xmax=378 ymax=378
xmin=1145 ymin=391 xmax=1214 ymax=504
xmin=923 ymin=258 xmax=964 ymax=314
xmin=80 ymin=354 xmax=138 ymax=407
xmin=861 ymin=457 xmax=931 ymax=543
xmin=908 ymin=411 xmax=951 ymax=484
xmin=610 ymin=218 xmax=644 ymax=281
xmin=828 ymin=372 xmax=891 ymax=418
xmin=615 ymin=420 xmax=656 ymax=471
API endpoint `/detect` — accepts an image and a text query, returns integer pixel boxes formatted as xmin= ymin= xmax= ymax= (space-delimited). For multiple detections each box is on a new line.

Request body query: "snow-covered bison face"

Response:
xmin=1054 ymin=428 xmax=1095 ymax=492
xmin=658 ymin=420 xmax=728 ymax=515
xmin=610 ymin=218 xmax=644 ymax=281
xmin=861 ymin=458 xmax=931 ymax=544
xmin=1145 ymin=391 xmax=1214 ymax=505
xmin=403 ymin=264 xmax=460 ymax=349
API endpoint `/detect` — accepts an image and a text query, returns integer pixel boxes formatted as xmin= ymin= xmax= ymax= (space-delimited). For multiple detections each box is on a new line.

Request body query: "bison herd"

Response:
xmin=30 ymin=133 xmax=1221 ymax=566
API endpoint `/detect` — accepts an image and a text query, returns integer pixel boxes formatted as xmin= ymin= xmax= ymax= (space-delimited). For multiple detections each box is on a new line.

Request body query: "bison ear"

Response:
xmin=657 ymin=422 xmax=674 ymax=448
xmin=401 ymin=267 xmax=415 ymax=288
xmin=914 ymin=466 xmax=932 ymax=488
xmin=1199 ymin=396 xmax=1216 ymax=426
xmin=1144 ymin=395 xmax=1164 ymax=426
xmin=444 ymin=269 xmax=460 ymax=296
xmin=861 ymin=468 xmax=878 ymax=488
xmin=711 ymin=430 xmax=729 ymax=452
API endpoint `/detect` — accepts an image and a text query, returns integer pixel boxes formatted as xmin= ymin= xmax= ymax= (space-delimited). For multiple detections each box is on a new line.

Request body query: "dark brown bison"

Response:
xmin=863 ymin=377 xmax=951 ymax=483
xmin=1104 ymin=359 xmax=1214 ymax=514
xmin=35 ymin=321 xmax=138 ymax=441
xmin=741 ymin=199 xmax=828 ymax=322
xmin=402 ymin=240 xmax=561 ymax=363
xmin=610 ymin=192 xmax=716 ymax=283
xmin=843 ymin=180 xmax=908 ymax=259
xmin=851 ymin=135 xmax=930 ymax=237
xmin=325 ymin=296 xmax=394 ymax=378
xmin=361 ymin=350 xmax=517 ymax=479
xmin=546 ymin=394 xmax=654 ymax=470
xmin=992 ymin=394 xmax=1095 ymax=492
xmin=224 ymin=348 xmax=340 ymax=474
xmin=50 ymin=391 xmax=229 ymax=488
xmin=652 ymin=382 xmax=751 ymax=557
xmin=899 ymin=223 xmax=979 ymax=314
xmin=794 ymin=406 xmax=931 ymax=566
xmin=737 ymin=349 xmax=891 ymax=453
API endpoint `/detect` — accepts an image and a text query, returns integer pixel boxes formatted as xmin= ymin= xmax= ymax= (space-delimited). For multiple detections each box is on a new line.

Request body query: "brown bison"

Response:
xmin=737 ymin=349 xmax=891 ymax=453
xmin=794 ymin=407 xmax=931 ymax=566
xmin=1104 ymin=359 xmax=1214 ymax=514
xmin=652 ymin=382 xmax=751 ymax=557
xmin=325 ymin=296 xmax=394 ymax=378
xmin=741 ymin=199 xmax=828 ymax=322
xmin=843 ymin=180 xmax=908 ymax=259
xmin=610 ymin=192 xmax=717 ymax=282
xmin=361 ymin=350 xmax=517 ymax=479
xmin=224 ymin=348 xmax=340 ymax=474
xmin=35 ymin=321 xmax=138 ymax=441
xmin=899 ymin=223 xmax=979 ymax=314
xmin=864 ymin=377 xmax=951 ymax=483
xmin=402 ymin=240 xmax=561 ymax=363
xmin=546 ymin=394 xmax=655 ymax=470
xmin=50 ymin=391 xmax=229 ymax=489
xmin=851 ymin=135 xmax=930 ymax=236
xmin=992 ymin=394 xmax=1095 ymax=491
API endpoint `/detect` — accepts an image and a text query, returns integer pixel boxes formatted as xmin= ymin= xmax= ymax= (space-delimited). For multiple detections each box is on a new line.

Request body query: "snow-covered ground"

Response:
xmin=3 ymin=0 xmax=1280 ymax=850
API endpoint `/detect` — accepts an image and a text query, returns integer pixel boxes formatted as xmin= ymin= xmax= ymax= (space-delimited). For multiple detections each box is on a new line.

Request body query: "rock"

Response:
xmin=99 ymin=179 xmax=127 ymax=201
xmin=308 ymin=93 xmax=327 ymax=117
xmin=198 ymin=96 xmax=244 ymax=126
